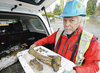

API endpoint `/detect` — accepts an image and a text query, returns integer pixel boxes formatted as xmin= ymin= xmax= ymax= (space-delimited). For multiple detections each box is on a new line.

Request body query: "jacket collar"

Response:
xmin=63 ymin=25 xmax=83 ymax=37
xmin=75 ymin=25 xmax=83 ymax=35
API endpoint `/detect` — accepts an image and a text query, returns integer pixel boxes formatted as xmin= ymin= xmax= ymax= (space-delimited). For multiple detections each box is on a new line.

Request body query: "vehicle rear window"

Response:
xmin=30 ymin=18 xmax=44 ymax=30
xmin=0 ymin=19 xmax=16 ymax=26
xmin=17 ymin=0 xmax=44 ymax=5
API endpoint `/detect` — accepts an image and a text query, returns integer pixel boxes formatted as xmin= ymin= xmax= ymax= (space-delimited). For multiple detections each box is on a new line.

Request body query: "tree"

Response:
xmin=53 ymin=0 xmax=85 ymax=15
xmin=79 ymin=0 xmax=84 ymax=2
xmin=96 ymin=3 xmax=100 ymax=14
xmin=53 ymin=4 xmax=61 ymax=15
xmin=42 ymin=12 xmax=54 ymax=18
xmin=65 ymin=0 xmax=84 ymax=4
xmin=59 ymin=0 xmax=64 ymax=14
xmin=66 ymin=0 xmax=70 ymax=4
xmin=86 ymin=0 xmax=97 ymax=15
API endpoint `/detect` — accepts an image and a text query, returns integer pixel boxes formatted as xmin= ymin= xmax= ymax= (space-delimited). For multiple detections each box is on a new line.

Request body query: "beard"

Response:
xmin=64 ymin=27 xmax=73 ymax=35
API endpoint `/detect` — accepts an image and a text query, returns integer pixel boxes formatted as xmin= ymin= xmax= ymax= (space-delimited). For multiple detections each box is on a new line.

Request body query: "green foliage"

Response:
xmin=66 ymin=0 xmax=71 ymax=4
xmin=65 ymin=0 xmax=84 ymax=4
xmin=53 ymin=4 xmax=61 ymax=15
xmin=96 ymin=3 xmax=100 ymax=14
xmin=79 ymin=0 xmax=84 ymax=2
xmin=86 ymin=0 xmax=97 ymax=15
xmin=42 ymin=13 xmax=54 ymax=18
xmin=59 ymin=0 xmax=64 ymax=13
xmin=53 ymin=0 xmax=84 ymax=16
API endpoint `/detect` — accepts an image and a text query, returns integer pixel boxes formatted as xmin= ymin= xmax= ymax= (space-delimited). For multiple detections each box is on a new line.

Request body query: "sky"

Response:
xmin=46 ymin=0 xmax=100 ymax=12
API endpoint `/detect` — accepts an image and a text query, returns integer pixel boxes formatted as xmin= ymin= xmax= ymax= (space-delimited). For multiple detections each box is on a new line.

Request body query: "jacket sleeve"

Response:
xmin=74 ymin=40 xmax=100 ymax=73
xmin=34 ymin=31 xmax=58 ymax=46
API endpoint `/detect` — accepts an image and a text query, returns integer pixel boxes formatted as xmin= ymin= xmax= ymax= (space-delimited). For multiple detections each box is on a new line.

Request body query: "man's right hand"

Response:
xmin=30 ymin=44 xmax=37 ymax=49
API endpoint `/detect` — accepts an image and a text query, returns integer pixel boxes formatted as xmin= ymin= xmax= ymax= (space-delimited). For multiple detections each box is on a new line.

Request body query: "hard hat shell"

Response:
xmin=59 ymin=0 xmax=86 ymax=17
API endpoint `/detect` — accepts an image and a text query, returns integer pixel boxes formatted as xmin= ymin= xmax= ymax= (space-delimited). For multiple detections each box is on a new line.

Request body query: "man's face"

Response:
xmin=63 ymin=16 xmax=80 ymax=35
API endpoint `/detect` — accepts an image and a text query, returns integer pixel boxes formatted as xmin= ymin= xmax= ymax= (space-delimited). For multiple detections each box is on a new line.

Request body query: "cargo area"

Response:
xmin=0 ymin=12 xmax=53 ymax=73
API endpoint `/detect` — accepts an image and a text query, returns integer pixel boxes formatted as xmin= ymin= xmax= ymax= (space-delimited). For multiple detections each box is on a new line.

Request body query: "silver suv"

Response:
xmin=0 ymin=0 xmax=55 ymax=72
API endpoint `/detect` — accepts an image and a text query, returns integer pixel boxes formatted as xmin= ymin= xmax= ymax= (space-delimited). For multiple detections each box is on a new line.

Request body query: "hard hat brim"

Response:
xmin=59 ymin=13 xmax=86 ymax=17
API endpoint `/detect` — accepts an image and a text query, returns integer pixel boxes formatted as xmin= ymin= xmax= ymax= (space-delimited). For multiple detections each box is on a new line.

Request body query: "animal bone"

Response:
xmin=30 ymin=58 xmax=43 ymax=71
xmin=28 ymin=48 xmax=61 ymax=72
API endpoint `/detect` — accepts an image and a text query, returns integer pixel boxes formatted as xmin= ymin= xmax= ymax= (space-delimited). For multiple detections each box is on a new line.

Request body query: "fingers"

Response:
xmin=30 ymin=44 xmax=37 ymax=49
xmin=69 ymin=70 xmax=76 ymax=73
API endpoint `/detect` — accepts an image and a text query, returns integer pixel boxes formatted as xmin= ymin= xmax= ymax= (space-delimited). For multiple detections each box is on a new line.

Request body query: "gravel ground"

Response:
xmin=83 ymin=24 xmax=100 ymax=43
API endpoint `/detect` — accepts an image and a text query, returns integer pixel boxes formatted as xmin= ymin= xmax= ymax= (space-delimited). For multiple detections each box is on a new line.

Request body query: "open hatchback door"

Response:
xmin=0 ymin=0 xmax=56 ymax=73
xmin=0 ymin=0 xmax=56 ymax=12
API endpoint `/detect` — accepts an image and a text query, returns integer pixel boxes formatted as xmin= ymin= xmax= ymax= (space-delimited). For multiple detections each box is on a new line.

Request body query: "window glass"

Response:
xmin=32 ymin=0 xmax=41 ymax=3
xmin=30 ymin=18 xmax=44 ymax=30
xmin=20 ymin=20 xmax=28 ymax=30
xmin=0 ymin=19 xmax=16 ymax=33
xmin=17 ymin=0 xmax=44 ymax=5
xmin=0 ymin=19 xmax=16 ymax=26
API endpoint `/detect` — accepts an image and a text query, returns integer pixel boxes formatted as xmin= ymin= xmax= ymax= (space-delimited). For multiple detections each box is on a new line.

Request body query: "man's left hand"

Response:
xmin=69 ymin=70 xmax=76 ymax=73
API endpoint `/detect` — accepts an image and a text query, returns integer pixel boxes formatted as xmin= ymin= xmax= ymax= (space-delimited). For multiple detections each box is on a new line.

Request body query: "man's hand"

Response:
xmin=30 ymin=44 xmax=37 ymax=49
xmin=69 ymin=70 xmax=76 ymax=73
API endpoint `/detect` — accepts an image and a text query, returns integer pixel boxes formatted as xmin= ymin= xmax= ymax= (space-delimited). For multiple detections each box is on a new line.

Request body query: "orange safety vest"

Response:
xmin=55 ymin=29 xmax=93 ymax=66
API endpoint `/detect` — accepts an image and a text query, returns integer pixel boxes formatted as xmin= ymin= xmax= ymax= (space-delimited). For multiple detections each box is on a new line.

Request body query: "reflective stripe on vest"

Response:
xmin=75 ymin=30 xmax=93 ymax=66
xmin=55 ymin=29 xmax=64 ymax=48
xmin=55 ymin=29 xmax=93 ymax=66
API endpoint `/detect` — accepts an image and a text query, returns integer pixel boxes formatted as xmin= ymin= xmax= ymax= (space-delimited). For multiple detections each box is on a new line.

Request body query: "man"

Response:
xmin=30 ymin=0 xmax=100 ymax=73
